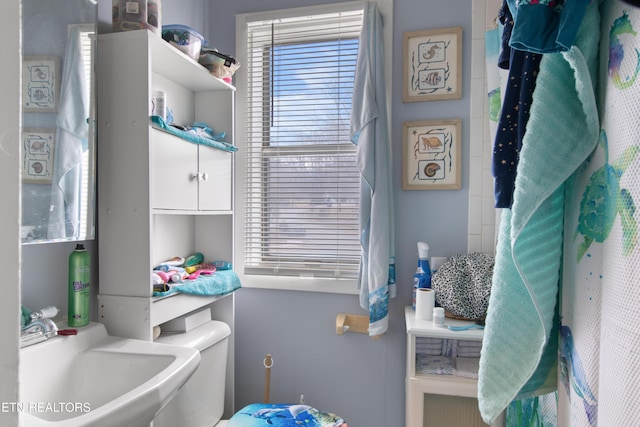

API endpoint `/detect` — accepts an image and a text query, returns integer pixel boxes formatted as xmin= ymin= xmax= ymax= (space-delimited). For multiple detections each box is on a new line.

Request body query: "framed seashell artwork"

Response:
xmin=403 ymin=27 xmax=462 ymax=102
xmin=22 ymin=128 xmax=55 ymax=184
xmin=22 ymin=56 xmax=60 ymax=112
xmin=402 ymin=119 xmax=461 ymax=190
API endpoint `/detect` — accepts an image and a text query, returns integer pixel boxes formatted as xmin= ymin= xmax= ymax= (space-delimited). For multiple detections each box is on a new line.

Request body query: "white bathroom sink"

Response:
xmin=19 ymin=322 xmax=200 ymax=427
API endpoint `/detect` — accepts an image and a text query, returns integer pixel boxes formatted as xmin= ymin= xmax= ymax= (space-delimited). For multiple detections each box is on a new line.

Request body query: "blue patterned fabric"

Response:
xmin=493 ymin=1 xmax=542 ymax=208
xmin=227 ymin=403 xmax=346 ymax=427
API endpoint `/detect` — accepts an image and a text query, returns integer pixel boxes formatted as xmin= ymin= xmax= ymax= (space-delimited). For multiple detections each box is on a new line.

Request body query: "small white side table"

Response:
xmin=404 ymin=306 xmax=504 ymax=427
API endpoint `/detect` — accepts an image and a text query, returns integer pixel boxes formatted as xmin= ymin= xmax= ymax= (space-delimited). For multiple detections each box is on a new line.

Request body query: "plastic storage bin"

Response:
xmin=112 ymin=0 xmax=161 ymax=33
xmin=198 ymin=48 xmax=240 ymax=82
xmin=161 ymin=24 xmax=205 ymax=61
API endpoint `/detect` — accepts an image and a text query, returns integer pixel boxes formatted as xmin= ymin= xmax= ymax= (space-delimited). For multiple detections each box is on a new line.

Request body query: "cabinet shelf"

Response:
xmin=98 ymin=30 xmax=235 ymax=93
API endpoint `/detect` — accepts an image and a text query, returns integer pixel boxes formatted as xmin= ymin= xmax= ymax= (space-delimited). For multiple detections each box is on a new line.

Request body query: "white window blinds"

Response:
xmin=243 ymin=6 xmax=364 ymax=280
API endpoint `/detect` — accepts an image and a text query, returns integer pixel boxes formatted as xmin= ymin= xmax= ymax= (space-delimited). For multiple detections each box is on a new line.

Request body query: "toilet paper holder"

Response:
xmin=335 ymin=313 xmax=370 ymax=336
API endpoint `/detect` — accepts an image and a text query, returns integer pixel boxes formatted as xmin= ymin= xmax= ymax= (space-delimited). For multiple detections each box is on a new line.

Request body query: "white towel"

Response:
xmin=48 ymin=25 xmax=90 ymax=239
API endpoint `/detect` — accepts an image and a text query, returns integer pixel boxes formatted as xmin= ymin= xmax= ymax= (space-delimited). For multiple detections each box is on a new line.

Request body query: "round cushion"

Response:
xmin=431 ymin=253 xmax=494 ymax=320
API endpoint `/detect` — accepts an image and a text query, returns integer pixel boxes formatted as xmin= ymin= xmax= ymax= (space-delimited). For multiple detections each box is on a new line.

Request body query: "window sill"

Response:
xmin=237 ymin=273 xmax=359 ymax=295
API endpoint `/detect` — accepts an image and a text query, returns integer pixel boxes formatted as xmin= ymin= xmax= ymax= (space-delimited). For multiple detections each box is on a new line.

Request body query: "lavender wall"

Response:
xmin=203 ymin=1 xmax=472 ymax=426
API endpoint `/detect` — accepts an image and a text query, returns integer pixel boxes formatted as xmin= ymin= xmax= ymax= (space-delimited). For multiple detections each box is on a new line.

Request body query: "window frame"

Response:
xmin=235 ymin=0 xmax=392 ymax=294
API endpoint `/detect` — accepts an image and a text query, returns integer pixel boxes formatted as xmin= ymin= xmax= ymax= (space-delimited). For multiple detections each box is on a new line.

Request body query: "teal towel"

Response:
xmin=21 ymin=306 xmax=32 ymax=328
xmin=477 ymin=2 xmax=602 ymax=424
xmin=153 ymin=270 xmax=241 ymax=297
xmin=150 ymin=115 xmax=238 ymax=153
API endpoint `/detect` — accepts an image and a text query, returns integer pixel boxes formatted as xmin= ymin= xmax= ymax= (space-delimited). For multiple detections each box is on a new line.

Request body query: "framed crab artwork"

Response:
xmin=403 ymin=27 xmax=462 ymax=102
xmin=402 ymin=119 xmax=461 ymax=190
xmin=22 ymin=129 xmax=55 ymax=184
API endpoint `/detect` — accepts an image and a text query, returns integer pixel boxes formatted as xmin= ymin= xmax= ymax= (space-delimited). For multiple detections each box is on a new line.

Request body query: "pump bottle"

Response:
xmin=412 ymin=242 xmax=432 ymax=309
xmin=68 ymin=244 xmax=91 ymax=327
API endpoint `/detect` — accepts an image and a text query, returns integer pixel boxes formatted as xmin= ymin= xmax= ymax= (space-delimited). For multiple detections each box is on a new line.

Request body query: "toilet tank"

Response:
xmin=154 ymin=320 xmax=231 ymax=427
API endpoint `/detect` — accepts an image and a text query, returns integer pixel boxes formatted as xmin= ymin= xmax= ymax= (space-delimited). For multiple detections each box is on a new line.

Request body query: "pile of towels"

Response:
xmin=151 ymin=253 xmax=241 ymax=297
xmin=415 ymin=338 xmax=482 ymax=378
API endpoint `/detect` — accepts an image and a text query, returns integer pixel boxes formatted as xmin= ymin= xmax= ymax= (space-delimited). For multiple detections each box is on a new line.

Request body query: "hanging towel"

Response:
xmin=350 ymin=1 xmax=395 ymax=336
xmin=48 ymin=25 xmax=90 ymax=240
xmin=478 ymin=1 xmax=602 ymax=424
xmin=506 ymin=0 xmax=591 ymax=54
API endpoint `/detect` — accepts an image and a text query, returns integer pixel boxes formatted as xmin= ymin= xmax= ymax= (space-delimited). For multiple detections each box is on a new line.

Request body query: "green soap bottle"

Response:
xmin=68 ymin=244 xmax=90 ymax=327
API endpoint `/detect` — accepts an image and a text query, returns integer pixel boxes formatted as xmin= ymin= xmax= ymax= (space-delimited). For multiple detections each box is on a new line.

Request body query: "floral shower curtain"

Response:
xmin=559 ymin=2 xmax=640 ymax=426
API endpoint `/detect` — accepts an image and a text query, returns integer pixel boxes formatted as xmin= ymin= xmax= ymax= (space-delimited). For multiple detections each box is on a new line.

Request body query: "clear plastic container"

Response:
xmin=198 ymin=47 xmax=240 ymax=80
xmin=112 ymin=0 xmax=161 ymax=34
xmin=161 ymin=24 xmax=205 ymax=61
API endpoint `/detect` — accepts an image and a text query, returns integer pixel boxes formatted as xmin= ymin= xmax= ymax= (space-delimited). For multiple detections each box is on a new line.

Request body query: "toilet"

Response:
xmin=154 ymin=311 xmax=347 ymax=427
xmin=154 ymin=317 xmax=231 ymax=427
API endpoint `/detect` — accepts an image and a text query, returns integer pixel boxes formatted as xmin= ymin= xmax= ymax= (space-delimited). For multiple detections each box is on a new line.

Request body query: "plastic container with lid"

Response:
xmin=161 ymin=24 xmax=206 ymax=61
xmin=112 ymin=0 xmax=161 ymax=34
xmin=198 ymin=47 xmax=240 ymax=82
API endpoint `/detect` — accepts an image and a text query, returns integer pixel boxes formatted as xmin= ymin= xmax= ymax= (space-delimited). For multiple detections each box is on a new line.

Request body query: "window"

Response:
xmin=78 ymin=25 xmax=95 ymax=240
xmin=236 ymin=3 xmax=365 ymax=292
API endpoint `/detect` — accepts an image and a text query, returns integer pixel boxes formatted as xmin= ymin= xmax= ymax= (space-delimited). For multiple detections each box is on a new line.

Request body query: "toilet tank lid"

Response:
xmin=156 ymin=320 xmax=231 ymax=351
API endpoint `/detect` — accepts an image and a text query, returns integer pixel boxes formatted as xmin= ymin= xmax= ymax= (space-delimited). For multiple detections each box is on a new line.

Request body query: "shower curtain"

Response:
xmin=559 ymin=2 xmax=640 ymax=426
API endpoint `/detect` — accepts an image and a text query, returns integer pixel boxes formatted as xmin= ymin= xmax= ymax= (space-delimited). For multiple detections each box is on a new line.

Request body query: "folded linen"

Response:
xmin=416 ymin=355 xmax=454 ymax=375
xmin=454 ymin=357 xmax=480 ymax=379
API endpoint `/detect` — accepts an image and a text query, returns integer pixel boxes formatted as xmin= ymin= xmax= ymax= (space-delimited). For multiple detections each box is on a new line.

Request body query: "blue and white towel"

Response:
xmin=350 ymin=1 xmax=395 ymax=337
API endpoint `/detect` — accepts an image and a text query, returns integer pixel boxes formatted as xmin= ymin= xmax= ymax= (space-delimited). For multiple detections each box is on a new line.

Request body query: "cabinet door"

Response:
xmin=197 ymin=145 xmax=232 ymax=211
xmin=151 ymin=130 xmax=199 ymax=210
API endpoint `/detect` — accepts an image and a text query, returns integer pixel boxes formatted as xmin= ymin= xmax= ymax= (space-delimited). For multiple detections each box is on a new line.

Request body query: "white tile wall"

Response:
xmin=467 ymin=0 xmax=501 ymax=255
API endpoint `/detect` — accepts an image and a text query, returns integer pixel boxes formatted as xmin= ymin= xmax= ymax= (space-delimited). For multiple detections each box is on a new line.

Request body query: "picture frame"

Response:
xmin=402 ymin=119 xmax=461 ymax=190
xmin=22 ymin=128 xmax=55 ymax=184
xmin=22 ymin=56 xmax=60 ymax=112
xmin=403 ymin=27 xmax=462 ymax=102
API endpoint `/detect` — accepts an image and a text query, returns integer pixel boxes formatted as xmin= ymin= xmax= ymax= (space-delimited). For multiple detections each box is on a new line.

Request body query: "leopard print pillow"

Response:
xmin=431 ymin=253 xmax=494 ymax=320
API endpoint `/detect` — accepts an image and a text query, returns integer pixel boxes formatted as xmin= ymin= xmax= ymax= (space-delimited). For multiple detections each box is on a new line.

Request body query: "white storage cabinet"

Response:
xmin=96 ymin=29 xmax=236 ymax=416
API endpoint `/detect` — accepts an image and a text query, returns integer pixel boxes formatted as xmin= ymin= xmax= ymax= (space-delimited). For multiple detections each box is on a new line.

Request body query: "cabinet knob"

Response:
xmin=191 ymin=173 xmax=199 ymax=182
xmin=201 ymin=172 xmax=209 ymax=182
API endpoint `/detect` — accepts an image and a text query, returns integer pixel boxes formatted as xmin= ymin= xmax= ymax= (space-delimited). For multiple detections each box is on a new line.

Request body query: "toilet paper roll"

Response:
xmin=415 ymin=288 xmax=435 ymax=321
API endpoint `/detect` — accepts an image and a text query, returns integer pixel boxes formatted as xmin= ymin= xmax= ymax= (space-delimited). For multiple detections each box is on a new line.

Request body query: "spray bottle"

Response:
xmin=412 ymin=242 xmax=432 ymax=309
xmin=68 ymin=244 xmax=91 ymax=327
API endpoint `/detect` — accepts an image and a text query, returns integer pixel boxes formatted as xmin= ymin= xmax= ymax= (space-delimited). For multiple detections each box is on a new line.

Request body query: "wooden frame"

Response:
xmin=402 ymin=119 xmax=461 ymax=190
xmin=403 ymin=27 xmax=462 ymax=102
xmin=22 ymin=128 xmax=55 ymax=184
xmin=22 ymin=56 xmax=60 ymax=112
